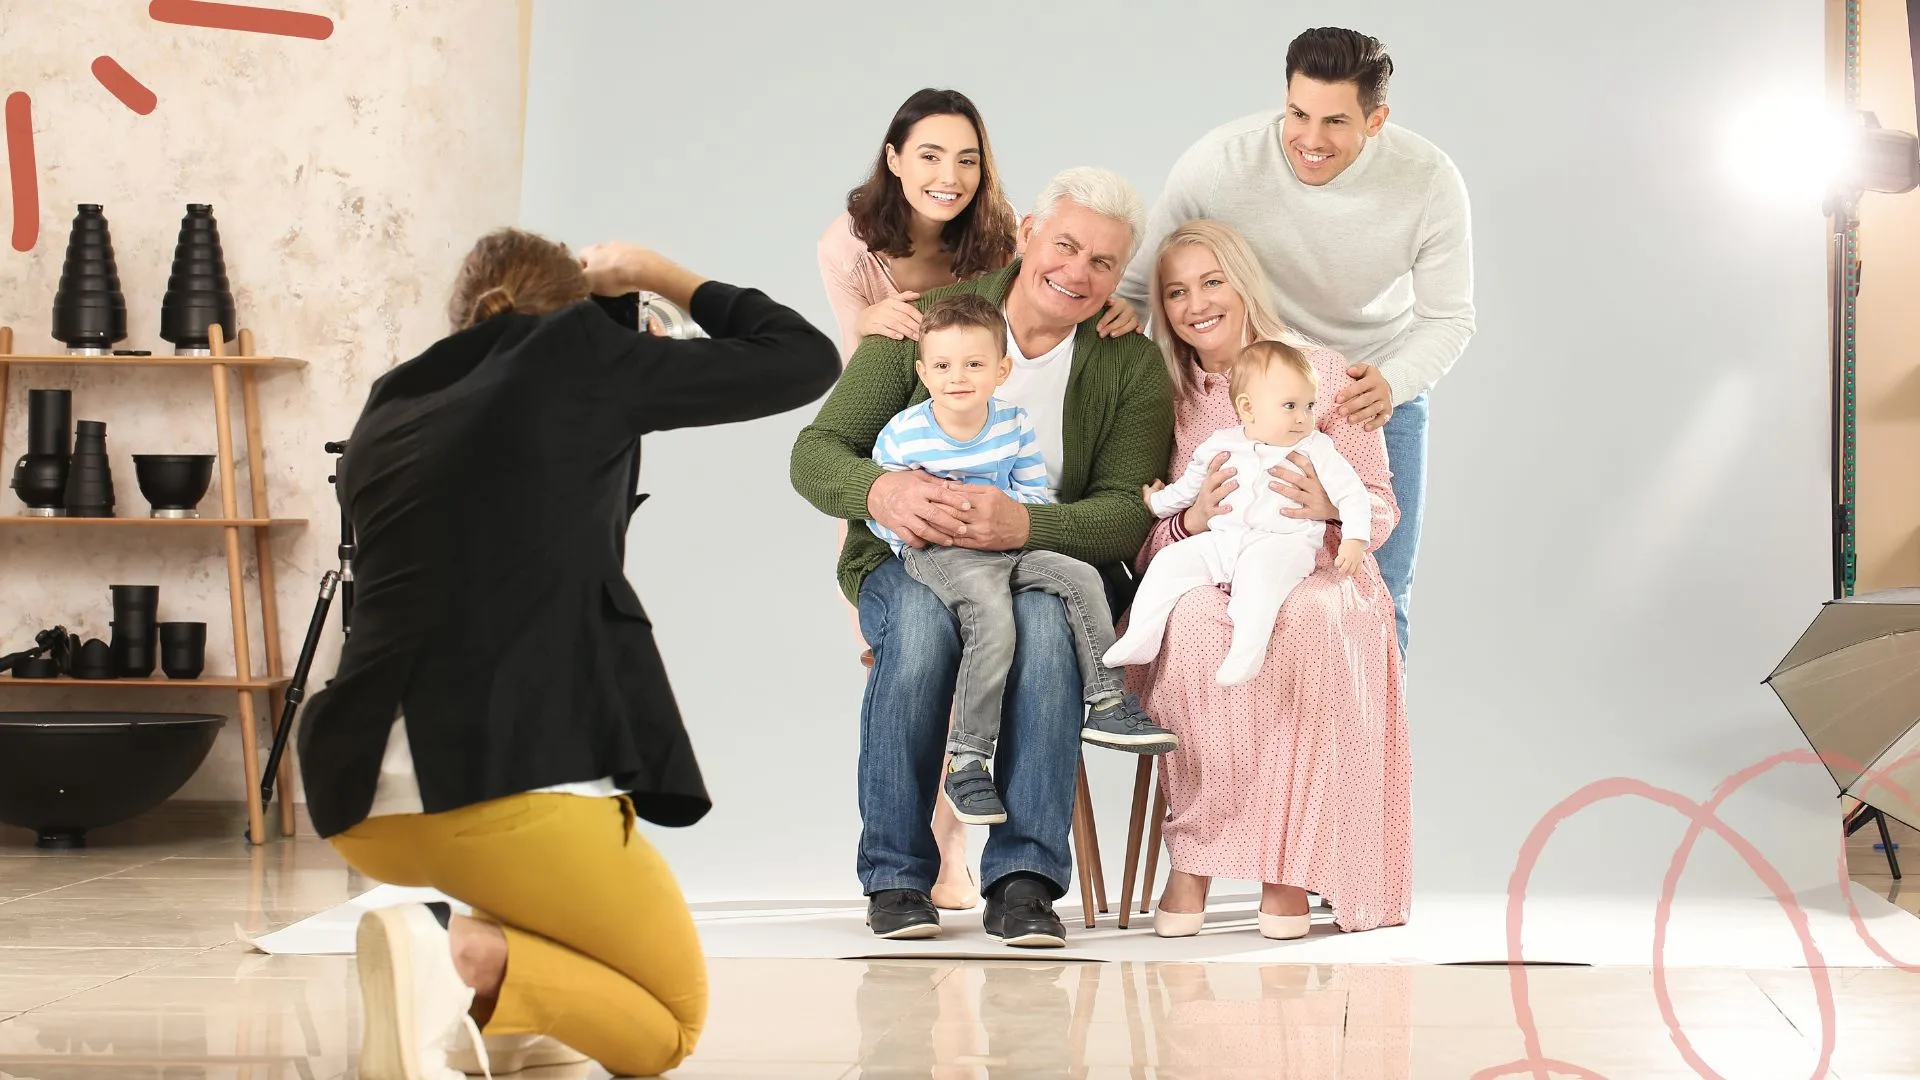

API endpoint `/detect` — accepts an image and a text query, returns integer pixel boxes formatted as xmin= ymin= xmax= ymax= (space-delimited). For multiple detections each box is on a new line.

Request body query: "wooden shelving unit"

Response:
xmin=0 ymin=323 xmax=308 ymax=845
xmin=2 ymin=676 xmax=294 ymax=691
xmin=0 ymin=517 xmax=307 ymax=529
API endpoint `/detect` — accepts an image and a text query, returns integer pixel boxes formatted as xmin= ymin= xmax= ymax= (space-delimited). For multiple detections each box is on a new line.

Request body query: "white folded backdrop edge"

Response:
xmin=516 ymin=0 xmax=1847 ymax=915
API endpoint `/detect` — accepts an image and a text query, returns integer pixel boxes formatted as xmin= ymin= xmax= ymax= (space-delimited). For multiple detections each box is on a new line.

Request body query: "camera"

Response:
xmin=596 ymin=290 xmax=705 ymax=340
xmin=638 ymin=292 xmax=706 ymax=339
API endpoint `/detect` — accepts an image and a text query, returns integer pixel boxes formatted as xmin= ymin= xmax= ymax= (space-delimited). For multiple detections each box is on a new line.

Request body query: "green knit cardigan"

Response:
xmin=790 ymin=259 xmax=1176 ymax=605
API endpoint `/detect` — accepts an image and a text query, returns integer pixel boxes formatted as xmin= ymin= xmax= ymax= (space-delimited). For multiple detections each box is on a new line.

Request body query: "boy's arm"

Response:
xmin=871 ymin=411 xmax=915 ymax=472
xmin=1007 ymin=407 xmax=1055 ymax=505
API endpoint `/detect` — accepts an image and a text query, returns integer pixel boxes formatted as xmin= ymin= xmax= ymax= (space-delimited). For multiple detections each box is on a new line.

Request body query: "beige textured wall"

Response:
xmin=0 ymin=1 xmax=527 ymax=811
xmin=1850 ymin=0 xmax=1920 ymax=591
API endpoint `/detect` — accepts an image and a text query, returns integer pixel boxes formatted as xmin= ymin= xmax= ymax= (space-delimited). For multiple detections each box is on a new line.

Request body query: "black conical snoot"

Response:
xmin=159 ymin=204 xmax=237 ymax=352
xmin=63 ymin=419 xmax=115 ymax=518
xmin=50 ymin=205 xmax=128 ymax=351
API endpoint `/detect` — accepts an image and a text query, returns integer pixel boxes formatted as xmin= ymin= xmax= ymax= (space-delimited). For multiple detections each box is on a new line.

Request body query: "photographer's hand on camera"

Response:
xmin=578 ymin=241 xmax=709 ymax=312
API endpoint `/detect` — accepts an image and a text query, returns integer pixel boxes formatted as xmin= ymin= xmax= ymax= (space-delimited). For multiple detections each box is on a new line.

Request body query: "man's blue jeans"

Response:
xmin=855 ymin=557 xmax=1082 ymax=899
xmin=1375 ymin=392 xmax=1428 ymax=656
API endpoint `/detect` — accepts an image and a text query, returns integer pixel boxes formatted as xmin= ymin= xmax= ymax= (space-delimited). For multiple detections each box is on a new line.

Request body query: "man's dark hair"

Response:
xmin=1285 ymin=27 xmax=1394 ymax=115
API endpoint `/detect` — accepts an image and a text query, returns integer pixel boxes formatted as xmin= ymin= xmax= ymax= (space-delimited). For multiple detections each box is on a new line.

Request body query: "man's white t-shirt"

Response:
xmin=995 ymin=322 xmax=1074 ymax=495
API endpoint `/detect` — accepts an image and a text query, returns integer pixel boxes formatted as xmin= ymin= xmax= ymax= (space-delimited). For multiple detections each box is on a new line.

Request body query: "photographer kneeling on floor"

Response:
xmin=297 ymin=228 xmax=839 ymax=1080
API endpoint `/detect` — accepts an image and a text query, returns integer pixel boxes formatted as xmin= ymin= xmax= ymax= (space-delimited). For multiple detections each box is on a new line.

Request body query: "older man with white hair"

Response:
xmin=792 ymin=166 xmax=1174 ymax=947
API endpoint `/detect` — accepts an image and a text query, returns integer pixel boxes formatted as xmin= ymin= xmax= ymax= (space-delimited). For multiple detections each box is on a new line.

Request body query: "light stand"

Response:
xmin=259 ymin=440 xmax=353 ymax=816
xmin=1826 ymin=192 xmax=1859 ymax=603
xmin=1820 ymin=0 xmax=1920 ymax=872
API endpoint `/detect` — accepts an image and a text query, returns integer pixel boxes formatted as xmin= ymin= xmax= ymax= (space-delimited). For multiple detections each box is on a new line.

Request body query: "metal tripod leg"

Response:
xmin=1846 ymin=804 xmax=1902 ymax=880
xmin=260 ymin=571 xmax=338 ymax=812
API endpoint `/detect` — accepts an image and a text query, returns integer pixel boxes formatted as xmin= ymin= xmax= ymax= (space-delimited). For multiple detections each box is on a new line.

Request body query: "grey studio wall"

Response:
xmin=519 ymin=0 xmax=1839 ymax=905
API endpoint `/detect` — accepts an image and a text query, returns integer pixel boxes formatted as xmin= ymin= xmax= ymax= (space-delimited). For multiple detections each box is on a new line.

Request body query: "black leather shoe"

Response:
xmin=983 ymin=877 xmax=1066 ymax=948
xmin=866 ymin=889 xmax=940 ymax=940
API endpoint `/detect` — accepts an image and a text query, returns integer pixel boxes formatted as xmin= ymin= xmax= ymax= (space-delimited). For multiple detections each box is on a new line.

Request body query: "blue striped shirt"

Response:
xmin=868 ymin=398 xmax=1053 ymax=554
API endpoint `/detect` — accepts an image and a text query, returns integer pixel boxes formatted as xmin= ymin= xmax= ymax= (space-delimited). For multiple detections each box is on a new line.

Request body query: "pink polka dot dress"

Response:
xmin=1125 ymin=347 xmax=1412 ymax=933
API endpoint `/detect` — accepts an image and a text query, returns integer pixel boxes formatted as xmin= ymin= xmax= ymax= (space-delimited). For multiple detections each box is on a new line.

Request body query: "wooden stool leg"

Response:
xmin=1070 ymin=780 xmax=1097 ymax=928
xmin=1076 ymin=759 xmax=1108 ymax=914
xmin=1117 ymin=756 xmax=1153 ymax=929
xmin=1140 ymin=779 xmax=1167 ymax=915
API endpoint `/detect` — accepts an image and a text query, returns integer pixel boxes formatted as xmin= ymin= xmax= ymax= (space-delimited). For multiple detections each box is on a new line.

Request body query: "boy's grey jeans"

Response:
xmin=900 ymin=546 xmax=1124 ymax=758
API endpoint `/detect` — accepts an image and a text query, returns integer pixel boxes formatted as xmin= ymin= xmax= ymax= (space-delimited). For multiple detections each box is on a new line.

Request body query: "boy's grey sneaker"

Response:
xmin=1081 ymin=695 xmax=1178 ymax=754
xmin=942 ymin=760 xmax=1008 ymax=825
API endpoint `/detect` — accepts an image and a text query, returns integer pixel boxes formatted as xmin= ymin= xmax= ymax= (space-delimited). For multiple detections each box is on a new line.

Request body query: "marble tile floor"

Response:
xmin=0 ymin=811 xmax=1917 ymax=1079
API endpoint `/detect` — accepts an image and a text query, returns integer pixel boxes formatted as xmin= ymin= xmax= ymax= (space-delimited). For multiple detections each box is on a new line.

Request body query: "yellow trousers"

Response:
xmin=331 ymin=793 xmax=707 ymax=1077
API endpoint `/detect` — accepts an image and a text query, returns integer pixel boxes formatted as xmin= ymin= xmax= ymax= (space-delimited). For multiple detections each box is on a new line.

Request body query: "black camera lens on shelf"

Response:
xmin=159 ymin=622 xmax=206 ymax=680
xmin=62 ymin=419 xmax=115 ymax=518
xmin=109 ymin=584 xmax=159 ymax=678
xmin=69 ymin=638 xmax=116 ymax=680
xmin=27 ymin=390 xmax=71 ymax=457
xmin=159 ymin=204 xmax=237 ymax=355
xmin=50 ymin=205 xmax=129 ymax=354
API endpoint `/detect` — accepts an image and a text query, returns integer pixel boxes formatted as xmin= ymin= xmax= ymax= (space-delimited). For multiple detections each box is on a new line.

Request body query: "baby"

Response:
xmin=869 ymin=293 xmax=1175 ymax=828
xmin=1104 ymin=340 xmax=1374 ymax=686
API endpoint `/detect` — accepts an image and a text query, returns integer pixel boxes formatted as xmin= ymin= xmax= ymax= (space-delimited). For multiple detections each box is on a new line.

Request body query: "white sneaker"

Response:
xmin=355 ymin=904 xmax=490 ymax=1080
xmin=447 ymin=1033 xmax=588 ymax=1075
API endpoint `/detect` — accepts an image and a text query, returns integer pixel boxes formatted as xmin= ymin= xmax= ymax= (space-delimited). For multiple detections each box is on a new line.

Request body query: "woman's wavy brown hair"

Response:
xmin=447 ymin=228 xmax=591 ymax=331
xmin=845 ymin=88 xmax=1016 ymax=280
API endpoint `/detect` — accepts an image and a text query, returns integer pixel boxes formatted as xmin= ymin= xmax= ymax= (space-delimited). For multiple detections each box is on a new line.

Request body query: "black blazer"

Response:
xmin=298 ymin=281 xmax=840 ymax=838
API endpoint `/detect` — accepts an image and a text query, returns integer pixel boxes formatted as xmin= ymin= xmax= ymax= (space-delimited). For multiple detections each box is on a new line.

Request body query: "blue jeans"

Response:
xmin=901 ymin=547 xmax=1123 ymax=758
xmin=1375 ymin=392 xmax=1428 ymax=656
xmin=855 ymin=557 xmax=1083 ymax=900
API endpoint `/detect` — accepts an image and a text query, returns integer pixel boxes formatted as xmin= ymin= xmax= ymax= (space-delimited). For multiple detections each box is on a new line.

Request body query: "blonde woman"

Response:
xmin=1129 ymin=220 xmax=1410 ymax=936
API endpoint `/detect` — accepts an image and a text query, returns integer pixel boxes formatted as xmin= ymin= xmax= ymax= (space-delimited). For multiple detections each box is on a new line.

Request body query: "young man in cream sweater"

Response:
xmin=1119 ymin=26 xmax=1475 ymax=657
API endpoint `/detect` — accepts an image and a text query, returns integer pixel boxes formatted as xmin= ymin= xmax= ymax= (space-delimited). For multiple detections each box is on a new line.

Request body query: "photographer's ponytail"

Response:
xmin=469 ymin=285 xmax=517 ymax=324
xmin=447 ymin=228 xmax=591 ymax=331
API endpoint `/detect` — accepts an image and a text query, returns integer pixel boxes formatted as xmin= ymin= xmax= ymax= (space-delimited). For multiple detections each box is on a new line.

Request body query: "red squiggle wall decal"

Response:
xmin=2 ymin=2 xmax=332 ymax=253
xmin=5 ymin=93 xmax=37 ymax=252
xmin=148 ymin=0 xmax=335 ymax=40
xmin=91 ymin=57 xmax=158 ymax=115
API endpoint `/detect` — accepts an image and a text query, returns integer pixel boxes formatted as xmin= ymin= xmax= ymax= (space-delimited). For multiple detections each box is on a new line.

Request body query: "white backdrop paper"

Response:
xmin=519 ymin=0 xmax=1840 ymax=906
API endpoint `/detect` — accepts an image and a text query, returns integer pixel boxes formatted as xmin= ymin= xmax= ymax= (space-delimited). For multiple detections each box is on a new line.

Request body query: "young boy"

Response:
xmin=870 ymin=294 xmax=1176 ymax=826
